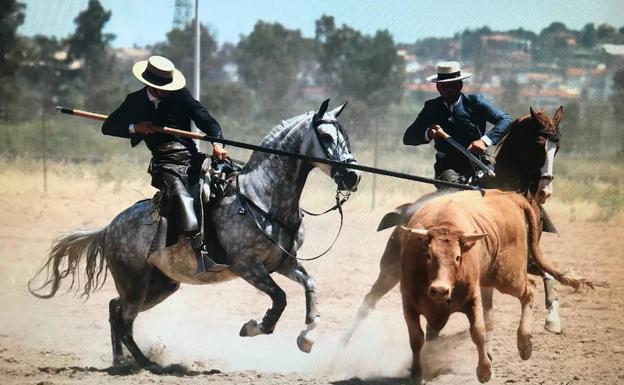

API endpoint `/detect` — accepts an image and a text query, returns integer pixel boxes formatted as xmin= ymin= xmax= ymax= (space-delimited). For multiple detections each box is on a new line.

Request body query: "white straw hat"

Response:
xmin=132 ymin=55 xmax=186 ymax=91
xmin=426 ymin=61 xmax=472 ymax=83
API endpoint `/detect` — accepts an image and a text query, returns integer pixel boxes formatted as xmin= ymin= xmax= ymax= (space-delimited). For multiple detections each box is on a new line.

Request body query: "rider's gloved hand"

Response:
xmin=134 ymin=121 xmax=159 ymax=135
xmin=468 ymin=139 xmax=487 ymax=154
xmin=427 ymin=125 xmax=445 ymax=141
xmin=212 ymin=143 xmax=228 ymax=160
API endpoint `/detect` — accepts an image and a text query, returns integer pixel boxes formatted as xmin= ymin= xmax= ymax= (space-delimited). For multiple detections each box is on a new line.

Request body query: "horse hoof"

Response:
xmin=410 ymin=374 xmax=424 ymax=385
xmin=145 ymin=362 xmax=164 ymax=374
xmin=297 ymin=334 xmax=313 ymax=353
xmin=239 ymin=319 xmax=264 ymax=337
xmin=544 ymin=301 xmax=563 ymax=334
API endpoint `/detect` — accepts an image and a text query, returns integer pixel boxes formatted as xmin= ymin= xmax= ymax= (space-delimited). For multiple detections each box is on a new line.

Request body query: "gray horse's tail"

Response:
xmin=28 ymin=228 xmax=108 ymax=300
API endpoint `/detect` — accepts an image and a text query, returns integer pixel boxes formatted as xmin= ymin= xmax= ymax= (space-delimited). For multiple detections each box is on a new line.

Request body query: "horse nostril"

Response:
xmin=341 ymin=171 xmax=360 ymax=191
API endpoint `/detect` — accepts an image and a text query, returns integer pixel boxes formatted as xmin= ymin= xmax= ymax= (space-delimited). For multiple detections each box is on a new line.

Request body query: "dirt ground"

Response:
xmin=1 ymin=170 xmax=624 ymax=385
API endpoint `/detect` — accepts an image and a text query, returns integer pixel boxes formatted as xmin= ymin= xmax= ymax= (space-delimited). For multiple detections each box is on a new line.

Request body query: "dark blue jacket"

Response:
xmin=403 ymin=93 xmax=512 ymax=176
xmin=102 ymin=86 xmax=223 ymax=156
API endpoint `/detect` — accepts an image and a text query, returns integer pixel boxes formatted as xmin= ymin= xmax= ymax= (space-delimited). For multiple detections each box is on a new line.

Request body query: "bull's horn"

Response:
xmin=461 ymin=232 xmax=488 ymax=242
xmin=401 ymin=226 xmax=429 ymax=236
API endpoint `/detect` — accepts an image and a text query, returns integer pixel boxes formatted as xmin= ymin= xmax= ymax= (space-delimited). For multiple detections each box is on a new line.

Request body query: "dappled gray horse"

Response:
xmin=29 ymin=99 xmax=360 ymax=372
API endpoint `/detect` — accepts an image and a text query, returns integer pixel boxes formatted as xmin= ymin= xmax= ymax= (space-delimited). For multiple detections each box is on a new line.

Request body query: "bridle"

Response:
xmin=313 ymin=118 xmax=358 ymax=192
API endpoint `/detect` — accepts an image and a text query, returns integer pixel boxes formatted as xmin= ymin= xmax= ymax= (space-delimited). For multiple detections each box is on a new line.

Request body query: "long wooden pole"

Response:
xmin=55 ymin=106 xmax=478 ymax=191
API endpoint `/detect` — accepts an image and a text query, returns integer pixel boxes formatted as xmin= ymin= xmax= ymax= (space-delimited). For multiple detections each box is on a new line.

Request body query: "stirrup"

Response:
xmin=192 ymin=247 xmax=209 ymax=275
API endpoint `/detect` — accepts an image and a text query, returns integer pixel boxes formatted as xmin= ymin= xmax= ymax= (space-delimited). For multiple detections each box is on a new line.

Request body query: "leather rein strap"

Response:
xmin=235 ymin=174 xmax=349 ymax=263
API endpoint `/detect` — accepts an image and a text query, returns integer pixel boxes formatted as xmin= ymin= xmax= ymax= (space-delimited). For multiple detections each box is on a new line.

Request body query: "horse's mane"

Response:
xmin=260 ymin=111 xmax=313 ymax=147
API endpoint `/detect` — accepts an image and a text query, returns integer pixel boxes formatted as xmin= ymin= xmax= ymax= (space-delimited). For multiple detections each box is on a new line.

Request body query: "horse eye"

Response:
xmin=455 ymin=255 xmax=461 ymax=263
xmin=321 ymin=133 xmax=334 ymax=143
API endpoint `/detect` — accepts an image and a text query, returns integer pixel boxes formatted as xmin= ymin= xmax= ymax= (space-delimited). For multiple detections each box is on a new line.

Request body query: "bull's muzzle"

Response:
xmin=428 ymin=283 xmax=451 ymax=303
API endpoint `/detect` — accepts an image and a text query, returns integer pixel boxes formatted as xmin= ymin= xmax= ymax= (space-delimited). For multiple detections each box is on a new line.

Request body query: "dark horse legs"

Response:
xmin=109 ymin=267 xmax=179 ymax=369
xmin=236 ymin=260 xmax=287 ymax=337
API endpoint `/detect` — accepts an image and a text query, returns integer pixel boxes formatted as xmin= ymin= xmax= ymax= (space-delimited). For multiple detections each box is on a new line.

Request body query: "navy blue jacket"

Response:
xmin=102 ymin=86 xmax=223 ymax=156
xmin=403 ymin=93 xmax=512 ymax=176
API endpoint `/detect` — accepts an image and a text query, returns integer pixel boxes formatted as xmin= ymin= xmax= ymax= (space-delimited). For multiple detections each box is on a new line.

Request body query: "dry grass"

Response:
xmin=1 ymin=152 xmax=622 ymax=224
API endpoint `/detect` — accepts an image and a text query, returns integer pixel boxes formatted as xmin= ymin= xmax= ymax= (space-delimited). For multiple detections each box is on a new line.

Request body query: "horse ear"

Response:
xmin=553 ymin=105 xmax=564 ymax=128
xmin=330 ymin=101 xmax=348 ymax=118
xmin=314 ymin=99 xmax=330 ymax=123
xmin=529 ymin=106 xmax=537 ymax=120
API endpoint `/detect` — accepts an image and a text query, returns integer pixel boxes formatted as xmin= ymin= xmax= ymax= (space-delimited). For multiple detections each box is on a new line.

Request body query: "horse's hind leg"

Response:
xmin=109 ymin=298 xmax=127 ymax=367
xmin=109 ymin=268 xmax=179 ymax=371
xmin=343 ymin=227 xmax=401 ymax=344
xmin=235 ymin=260 xmax=287 ymax=337
xmin=276 ymin=259 xmax=319 ymax=353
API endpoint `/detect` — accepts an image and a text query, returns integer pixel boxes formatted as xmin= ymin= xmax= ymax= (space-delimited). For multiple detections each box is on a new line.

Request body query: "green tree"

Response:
xmin=236 ymin=21 xmax=313 ymax=121
xmin=612 ymin=68 xmax=624 ymax=156
xmin=65 ymin=0 xmax=119 ymax=111
xmin=0 ymin=0 xmax=25 ymax=120
xmin=597 ymin=23 xmax=617 ymax=42
xmin=315 ymin=15 xmax=404 ymax=127
xmin=151 ymin=21 xmax=222 ymax=83
xmin=17 ymin=36 xmax=74 ymax=117
xmin=534 ymin=22 xmax=573 ymax=66
xmin=580 ymin=23 xmax=598 ymax=48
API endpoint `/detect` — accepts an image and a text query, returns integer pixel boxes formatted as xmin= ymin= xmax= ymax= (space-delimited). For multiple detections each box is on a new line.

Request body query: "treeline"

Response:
xmin=413 ymin=22 xmax=624 ymax=66
xmin=1 ymin=0 xmax=404 ymax=138
xmin=2 ymin=0 xmax=624 ymax=158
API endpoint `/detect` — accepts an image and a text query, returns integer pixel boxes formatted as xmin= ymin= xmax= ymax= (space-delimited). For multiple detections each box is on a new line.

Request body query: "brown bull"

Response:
xmin=399 ymin=190 xmax=591 ymax=384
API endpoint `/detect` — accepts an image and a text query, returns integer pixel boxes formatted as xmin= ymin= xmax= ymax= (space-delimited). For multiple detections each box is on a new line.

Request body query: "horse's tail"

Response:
xmin=521 ymin=198 xmax=595 ymax=290
xmin=28 ymin=228 xmax=108 ymax=300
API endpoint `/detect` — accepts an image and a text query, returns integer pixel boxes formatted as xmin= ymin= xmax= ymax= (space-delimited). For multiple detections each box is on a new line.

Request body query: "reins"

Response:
xmin=234 ymin=173 xmax=350 ymax=263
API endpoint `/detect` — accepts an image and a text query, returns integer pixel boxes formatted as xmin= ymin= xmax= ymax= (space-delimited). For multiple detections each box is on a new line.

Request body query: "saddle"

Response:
xmin=148 ymin=157 xmax=241 ymax=268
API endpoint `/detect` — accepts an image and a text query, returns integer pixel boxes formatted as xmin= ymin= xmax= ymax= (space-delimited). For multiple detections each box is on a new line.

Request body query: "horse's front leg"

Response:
xmin=234 ymin=260 xmax=287 ymax=337
xmin=276 ymin=258 xmax=319 ymax=353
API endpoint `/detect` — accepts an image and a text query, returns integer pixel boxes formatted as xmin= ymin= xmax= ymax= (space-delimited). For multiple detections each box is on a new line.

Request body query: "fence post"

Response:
xmin=41 ymin=105 xmax=48 ymax=195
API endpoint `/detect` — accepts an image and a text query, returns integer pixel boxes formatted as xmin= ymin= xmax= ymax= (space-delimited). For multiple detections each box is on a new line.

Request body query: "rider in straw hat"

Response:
xmin=403 ymin=60 xmax=562 ymax=335
xmin=102 ymin=55 xmax=228 ymax=274
xmin=403 ymin=60 xmax=512 ymax=183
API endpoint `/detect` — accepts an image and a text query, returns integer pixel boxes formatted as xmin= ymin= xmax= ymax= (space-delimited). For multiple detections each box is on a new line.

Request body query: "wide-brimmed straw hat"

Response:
xmin=132 ymin=55 xmax=186 ymax=91
xmin=426 ymin=61 xmax=472 ymax=83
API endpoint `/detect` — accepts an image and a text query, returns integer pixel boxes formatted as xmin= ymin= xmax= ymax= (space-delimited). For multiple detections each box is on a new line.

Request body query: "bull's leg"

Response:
xmin=517 ymin=276 xmax=537 ymax=360
xmin=543 ymin=272 xmax=562 ymax=334
xmin=481 ymin=286 xmax=495 ymax=333
xmin=466 ymin=296 xmax=493 ymax=383
xmin=235 ymin=260 xmax=287 ymax=337
xmin=276 ymin=259 xmax=319 ymax=353
xmin=343 ymin=228 xmax=401 ymax=344
xmin=402 ymin=303 xmax=425 ymax=385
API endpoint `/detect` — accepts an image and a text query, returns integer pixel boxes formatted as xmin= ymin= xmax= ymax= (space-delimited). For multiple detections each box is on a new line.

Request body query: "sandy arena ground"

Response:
xmin=1 ymin=169 xmax=623 ymax=385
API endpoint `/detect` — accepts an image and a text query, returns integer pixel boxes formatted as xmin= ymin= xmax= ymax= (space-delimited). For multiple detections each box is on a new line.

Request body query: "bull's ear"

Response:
xmin=401 ymin=226 xmax=430 ymax=240
xmin=553 ymin=105 xmax=564 ymax=128
xmin=460 ymin=232 xmax=488 ymax=251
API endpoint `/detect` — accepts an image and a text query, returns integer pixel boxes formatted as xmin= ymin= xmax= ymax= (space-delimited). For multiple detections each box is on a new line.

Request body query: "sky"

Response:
xmin=18 ymin=0 xmax=624 ymax=48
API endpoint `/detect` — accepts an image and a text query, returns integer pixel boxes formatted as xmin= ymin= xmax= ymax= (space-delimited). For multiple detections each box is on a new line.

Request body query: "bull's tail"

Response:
xmin=28 ymin=228 xmax=108 ymax=300
xmin=521 ymin=199 xmax=595 ymax=290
